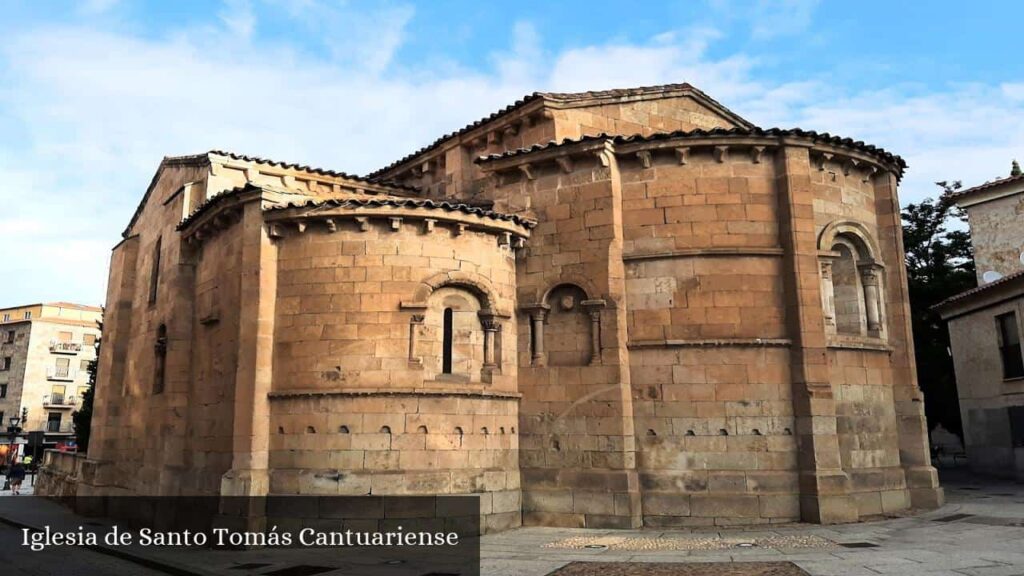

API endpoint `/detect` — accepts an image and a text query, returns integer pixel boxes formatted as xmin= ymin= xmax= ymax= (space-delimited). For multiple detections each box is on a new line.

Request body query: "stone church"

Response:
xmin=77 ymin=83 xmax=943 ymax=531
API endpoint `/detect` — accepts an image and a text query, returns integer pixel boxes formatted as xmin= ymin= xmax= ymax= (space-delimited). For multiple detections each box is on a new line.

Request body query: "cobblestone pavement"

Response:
xmin=0 ymin=469 xmax=1021 ymax=576
xmin=479 ymin=470 xmax=1024 ymax=576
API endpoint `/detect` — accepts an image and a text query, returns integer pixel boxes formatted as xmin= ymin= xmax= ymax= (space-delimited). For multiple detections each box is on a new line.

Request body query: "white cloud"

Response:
xmin=0 ymin=7 xmax=1021 ymax=306
xmin=750 ymin=0 xmax=821 ymax=40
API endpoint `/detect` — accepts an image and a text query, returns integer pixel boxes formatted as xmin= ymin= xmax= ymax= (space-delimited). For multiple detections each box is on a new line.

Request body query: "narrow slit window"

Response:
xmin=442 ymin=307 xmax=454 ymax=374
xmin=154 ymin=324 xmax=167 ymax=394
xmin=148 ymin=236 xmax=162 ymax=304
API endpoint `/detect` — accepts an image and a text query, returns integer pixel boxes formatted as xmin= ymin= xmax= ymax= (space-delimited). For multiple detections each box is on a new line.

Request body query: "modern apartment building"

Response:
xmin=0 ymin=302 xmax=102 ymax=461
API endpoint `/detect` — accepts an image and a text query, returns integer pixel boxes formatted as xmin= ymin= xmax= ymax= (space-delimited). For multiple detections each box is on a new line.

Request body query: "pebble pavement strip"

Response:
xmin=543 ymin=535 xmax=837 ymax=551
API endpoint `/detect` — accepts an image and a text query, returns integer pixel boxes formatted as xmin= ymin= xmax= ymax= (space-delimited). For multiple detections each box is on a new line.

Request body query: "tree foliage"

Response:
xmin=902 ymin=182 xmax=975 ymax=437
xmin=72 ymin=317 xmax=101 ymax=454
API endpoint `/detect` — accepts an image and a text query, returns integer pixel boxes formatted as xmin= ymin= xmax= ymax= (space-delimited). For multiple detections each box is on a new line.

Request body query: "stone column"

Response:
xmin=858 ymin=262 xmax=883 ymax=333
xmin=775 ymin=144 xmax=857 ymax=524
xmin=479 ymin=311 xmax=499 ymax=370
xmin=582 ymin=299 xmax=606 ymax=366
xmin=408 ymin=314 xmax=425 ymax=367
xmin=523 ymin=304 xmax=549 ymax=366
xmin=819 ymin=260 xmax=837 ymax=334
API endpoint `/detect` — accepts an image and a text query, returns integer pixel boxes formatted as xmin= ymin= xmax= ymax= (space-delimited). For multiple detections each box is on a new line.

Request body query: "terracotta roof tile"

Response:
xmin=474 ymin=127 xmax=907 ymax=174
xmin=951 ymin=173 xmax=1024 ymax=202
xmin=367 ymin=82 xmax=754 ymax=178
xmin=934 ymin=268 xmax=1024 ymax=311
xmin=267 ymin=196 xmax=536 ymax=229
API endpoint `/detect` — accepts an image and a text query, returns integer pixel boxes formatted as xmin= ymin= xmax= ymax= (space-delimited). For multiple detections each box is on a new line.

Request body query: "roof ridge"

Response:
xmin=367 ymin=82 xmax=752 ymax=178
xmin=934 ymin=268 xmax=1024 ymax=310
xmin=952 ymin=172 xmax=1024 ymax=200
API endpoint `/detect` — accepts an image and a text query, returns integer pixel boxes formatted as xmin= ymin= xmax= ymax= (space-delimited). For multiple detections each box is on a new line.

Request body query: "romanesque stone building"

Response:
xmin=79 ymin=83 xmax=942 ymax=531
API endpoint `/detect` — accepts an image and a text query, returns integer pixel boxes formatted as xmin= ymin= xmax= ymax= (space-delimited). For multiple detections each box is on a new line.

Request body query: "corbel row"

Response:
xmin=265 ymin=215 xmax=528 ymax=249
xmin=811 ymin=152 xmax=882 ymax=183
xmin=183 ymin=207 xmax=243 ymax=245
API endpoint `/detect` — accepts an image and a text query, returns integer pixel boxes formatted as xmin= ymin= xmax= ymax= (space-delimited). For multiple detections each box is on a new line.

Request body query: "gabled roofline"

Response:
xmin=950 ymin=173 xmax=1024 ymax=207
xmin=934 ymin=269 xmax=1024 ymax=318
xmin=367 ymin=82 xmax=755 ymax=179
xmin=122 ymin=150 xmax=417 ymax=239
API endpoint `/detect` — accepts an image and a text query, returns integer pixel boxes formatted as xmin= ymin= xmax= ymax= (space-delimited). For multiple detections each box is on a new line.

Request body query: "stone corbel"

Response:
xmin=842 ymin=157 xmax=860 ymax=176
xmin=713 ymin=146 xmax=729 ymax=163
xmin=814 ymin=152 xmax=833 ymax=171
xmin=325 ymin=218 xmax=337 ymax=233
xmin=636 ymin=150 xmax=653 ymax=169
xmin=423 ymin=219 xmax=436 ymax=233
xmin=512 ymin=236 xmax=527 ymax=249
xmin=454 ymin=223 xmax=467 ymax=237
xmin=282 ymin=174 xmax=296 ymax=188
xmin=389 ymin=217 xmax=403 ymax=231
xmin=594 ymin=149 xmax=612 ymax=168
xmin=267 ymin=223 xmax=285 ymax=238
xmin=862 ymin=165 xmax=878 ymax=183
xmin=674 ymin=147 xmax=690 ymax=165
xmin=295 ymin=221 xmax=307 ymax=234
xmin=581 ymin=299 xmax=607 ymax=366
xmin=355 ymin=216 xmax=370 ymax=232
xmin=555 ymin=156 xmax=574 ymax=174
xmin=421 ymin=160 xmax=433 ymax=174
xmin=244 ymin=166 xmax=258 ymax=182
xmin=503 ymin=124 xmax=519 ymax=139
xmin=487 ymin=130 xmax=500 ymax=146
xmin=750 ymin=146 xmax=766 ymax=164
xmin=498 ymin=232 xmax=512 ymax=247
xmin=519 ymin=163 xmax=535 ymax=181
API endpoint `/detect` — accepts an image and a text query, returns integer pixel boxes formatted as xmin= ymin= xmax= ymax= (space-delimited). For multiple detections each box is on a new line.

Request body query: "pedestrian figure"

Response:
xmin=9 ymin=462 xmax=25 ymax=495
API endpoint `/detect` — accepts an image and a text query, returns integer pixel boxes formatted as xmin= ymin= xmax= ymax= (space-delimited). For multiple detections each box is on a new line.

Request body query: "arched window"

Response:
xmin=819 ymin=223 xmax=885 ymax=338
xmin=442 ymin=307 xmax=454 ymax=374
xmin=153 ymin=324 xmax=167 ymax=394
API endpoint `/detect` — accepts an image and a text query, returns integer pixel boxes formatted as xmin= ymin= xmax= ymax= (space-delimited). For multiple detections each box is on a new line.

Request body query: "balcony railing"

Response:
xmin=43 ymin=394 xmax=77 ymax=407
xmin=50 ymin=340 xmax=82 ymax=354
xmin=46 ymin=366 xmax=77 ymax=381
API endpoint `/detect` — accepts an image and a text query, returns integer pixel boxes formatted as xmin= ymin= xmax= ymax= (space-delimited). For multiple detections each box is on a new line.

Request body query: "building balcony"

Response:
xmin=45 ymin=421 xmax=74 ymax=434
xmin=50 ymin=341 xmax=82 ymax=354
xmin=42 ymin=394 xmax=77 ymax=408
xmin=46 ymin=367 xmax=77 ymax=381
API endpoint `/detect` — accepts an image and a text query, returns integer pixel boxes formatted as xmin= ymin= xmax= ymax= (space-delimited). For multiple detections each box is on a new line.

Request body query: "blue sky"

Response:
xmin=1 ymin=0 xmax=1022 ymax=306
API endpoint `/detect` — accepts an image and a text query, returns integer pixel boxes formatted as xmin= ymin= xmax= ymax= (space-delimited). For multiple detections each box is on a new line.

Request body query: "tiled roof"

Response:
xmin=176 ymin=183 xmax=268 ymax=231
xmin=126 ymin=150 xmax=416 ymax=238
xmin=367 ymin=82 xmax=754 ymax=178
xmin=951 ymin=173 xmax=1024 ymax=202
xmin=207 ymin=150 xmax=416 ymax=191
xmin=267 ymin=197 xmax=536 ymax=228
xmin=934 ymin=268 xmax=1024 ymax=311
xmin=474 ymin=127 xmax=907 ymax=172
xmin=44 ymin=302 xmax=103 ymax=312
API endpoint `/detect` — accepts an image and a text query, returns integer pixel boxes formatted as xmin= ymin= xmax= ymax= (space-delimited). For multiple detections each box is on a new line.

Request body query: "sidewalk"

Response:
xmin=0 ymin=470 xmax=1021 ymax=576
xmin=0 ymin=473 xmax=37 ymax=496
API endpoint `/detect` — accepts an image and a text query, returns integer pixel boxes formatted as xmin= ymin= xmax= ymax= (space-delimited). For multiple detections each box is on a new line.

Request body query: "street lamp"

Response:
xmin=2 ymin=411 xmax=24 ymax=490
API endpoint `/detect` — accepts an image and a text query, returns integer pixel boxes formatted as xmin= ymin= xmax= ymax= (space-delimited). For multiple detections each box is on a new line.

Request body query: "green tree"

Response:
xmin=902 ymin=182 xmax=975 ymax=438
xmin=72 ymin=317 xmax=101 ymax=454
xmin=1012 ymin=160 xmax=1022 ymax=177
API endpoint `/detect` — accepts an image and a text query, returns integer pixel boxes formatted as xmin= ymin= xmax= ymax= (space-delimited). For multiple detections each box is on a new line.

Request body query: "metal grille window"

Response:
xmin=997 ymin=312 xmax=1024 ymax=379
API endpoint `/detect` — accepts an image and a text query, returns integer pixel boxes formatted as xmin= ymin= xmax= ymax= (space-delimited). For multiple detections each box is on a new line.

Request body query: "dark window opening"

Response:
xmin=442 ymin=307 xmax=453 ymax=374
xmin=148 ymin=236 xmax=162 ymax=304
xmin=154 ymin=324 xmax=167 ymax=394
xmin=47 ymin=412 xmax=62 ymax=433
xmin=997 ymin=312 xmax=1024 ymax=380
xmin=1010 ymin=406 xmax=1024 ymax=448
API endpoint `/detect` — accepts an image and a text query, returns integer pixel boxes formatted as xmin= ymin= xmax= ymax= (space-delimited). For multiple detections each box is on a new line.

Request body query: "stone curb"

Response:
xmin=0 ymin=512 xmax=220 ymax=576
